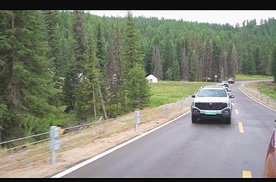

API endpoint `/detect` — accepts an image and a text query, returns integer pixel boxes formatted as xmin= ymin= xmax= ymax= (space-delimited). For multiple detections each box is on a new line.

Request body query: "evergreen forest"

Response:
xmin=1 ymin=10 xmax=276 ymax=142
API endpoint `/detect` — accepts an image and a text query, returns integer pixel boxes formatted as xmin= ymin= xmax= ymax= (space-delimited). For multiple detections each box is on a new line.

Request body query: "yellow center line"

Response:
xmin=239 ymin=122 xmax=244 ymax=133
xmin=243 ymin=170 xmax=252 ymax=178
xmin=235 ymin=109 xmax=239 ymax=114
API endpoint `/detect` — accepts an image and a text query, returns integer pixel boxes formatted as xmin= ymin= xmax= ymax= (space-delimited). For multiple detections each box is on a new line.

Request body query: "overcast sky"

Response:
xmin=87 ymin=10 xmax=276 ymax=26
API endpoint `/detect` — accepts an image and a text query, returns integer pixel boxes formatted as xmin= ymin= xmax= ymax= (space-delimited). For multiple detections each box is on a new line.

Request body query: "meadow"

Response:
xmin=149 ymin=74 xmax=274 ymax=107
xmin=53 ymin=74 xmax=274 ymax=125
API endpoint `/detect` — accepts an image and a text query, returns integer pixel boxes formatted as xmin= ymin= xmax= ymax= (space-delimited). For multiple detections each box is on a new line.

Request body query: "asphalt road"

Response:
xmin=52 ymin=81 xmax=276 ymax=178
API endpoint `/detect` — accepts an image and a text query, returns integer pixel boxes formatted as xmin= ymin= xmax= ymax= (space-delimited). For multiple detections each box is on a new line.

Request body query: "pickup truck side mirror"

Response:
xmin=229 ymin=95 xmax=234 ymax=98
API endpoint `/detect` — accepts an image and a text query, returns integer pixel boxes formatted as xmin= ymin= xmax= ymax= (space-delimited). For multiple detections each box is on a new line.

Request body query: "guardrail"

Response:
xmin=0 ymin=97 xmax=192 ymax=178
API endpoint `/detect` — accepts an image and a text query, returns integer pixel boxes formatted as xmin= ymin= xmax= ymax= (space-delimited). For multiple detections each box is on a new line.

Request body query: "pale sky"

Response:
xmin=87 ymin=10 xmax=276 ymax=26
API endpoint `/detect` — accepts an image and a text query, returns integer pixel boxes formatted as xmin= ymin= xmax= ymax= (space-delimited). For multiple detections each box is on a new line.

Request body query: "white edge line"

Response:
xmin=51 ymin=111 xmax=190 ymax=178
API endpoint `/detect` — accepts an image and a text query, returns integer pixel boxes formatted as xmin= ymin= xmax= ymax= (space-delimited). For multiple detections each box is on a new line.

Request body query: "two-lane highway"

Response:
xmin=52 ymin=81 xmax=276 ymax=178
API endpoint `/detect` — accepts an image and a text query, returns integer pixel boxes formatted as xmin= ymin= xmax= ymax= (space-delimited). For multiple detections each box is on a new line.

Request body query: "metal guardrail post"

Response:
xmin=134 ymin=110 xmax=140 ymax=131
xmin=178 ymin=100 xmax=183 ymax=110
xmin=165 ymin=104 xmax=169 ymax=118
xmin=50 ymin=126 xmax=60 ymax=165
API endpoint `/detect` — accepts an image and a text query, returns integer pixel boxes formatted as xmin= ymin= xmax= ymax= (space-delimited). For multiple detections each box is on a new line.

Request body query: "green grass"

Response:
xmin=235 ymin=74 xmax=275 ymax=99
xmin=51 ymin=74 xmax=275 ymax=125
xmin=255 ymin=82 xmax=276 ymax=100
xmin=149 ymin=75 xmax=275 ymax=107
xmin=149 ymin=81 xmax=215 ymax=107
xmin=235 ymin=74 xmax=273 ymax=81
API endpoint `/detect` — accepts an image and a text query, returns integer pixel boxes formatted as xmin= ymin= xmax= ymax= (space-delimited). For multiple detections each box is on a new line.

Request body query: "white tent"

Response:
xmin=146 ymin=74 xmax=158 ymax=83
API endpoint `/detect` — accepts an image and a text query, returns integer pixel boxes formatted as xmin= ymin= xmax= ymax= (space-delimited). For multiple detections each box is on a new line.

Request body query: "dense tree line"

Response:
xmin=0 ymin=10 xmax=276 ymax=142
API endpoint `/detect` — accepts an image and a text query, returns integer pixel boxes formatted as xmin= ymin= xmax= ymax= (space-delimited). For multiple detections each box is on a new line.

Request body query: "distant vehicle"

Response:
xmin=263 ymin=120 xmax=276 ymax=178
xmin=190 ymin=85 xmax=234 ymax=124
xmin=221 ymin=80 xmax=229 ymax=88
xmin=216 ymin=83 xmax=231 ymax=94
xmin=228 ymin=78 xmax=235 ymax=84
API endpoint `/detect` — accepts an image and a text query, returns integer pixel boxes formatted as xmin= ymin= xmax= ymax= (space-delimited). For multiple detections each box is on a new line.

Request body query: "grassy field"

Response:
xmin=53 ymin=75 xmax=274 ymax=125
xmin=235 ymin=74 xmax=273 ymax=81
xmin=149 ymin=81 xmax=214 ymax=107
xmin=149 ymin=75 xmax=274 ymax=107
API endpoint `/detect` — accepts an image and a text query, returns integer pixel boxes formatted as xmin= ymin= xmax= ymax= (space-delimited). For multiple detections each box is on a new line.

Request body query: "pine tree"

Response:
xmin=86 ymin=41 xmax=100 ymax=120
xmin=123 ymin=11 xmax=144 ymax=71
xmin=96 ymin=23 xmax=106 ymax=73
xmin=206 ymin=39 xmax=214 ymax=81
xmin=43 ymin=10 xmax=64 ymax=108
xmin=112 ymin=22 xmax=126 ymax=115
xmin=106 ymin=39 xmax=117 ymax=117
xmin=107 ymin=22 xmax=126 ymax=117
xmin=189 ymin=50 xmax=197 ymax=81
xmin=0 ymin=10 xmax=56 ymax=140
xmin=0 ymin=10 xmax=13 ymax=142
xmin=171 ymin=58 xmax=181 ymax=81
xmin=152 ymin=46 xmax=163 ymax=80
xmin=219 ymin=50 xmax=228 ymax=81
xmin=180 ymin=46 xmax=189 ymax=81
xmin=125 ymin=65 xmax=151 ymax=110
xmin=95 ymin=23 xmax=108 ymax=119
xmin=247 ymin=51 xmax=256 ymax=75
xmin=63 ymin=11 xmax=85 ymax=114
xmin=56 ymin=11 xmax=75 ymax=77
xmin=272 ymin=48 xmax=276 ymax=82
xmin=44 ymin=10 xmax=61 ymax=77
xmin=123 ymin=11 xmax=151 ymax=109
xmin=71 ymin=10 xmax=91 ymax=121
xmin=229 ymin=43 xmax=238 ymax=78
